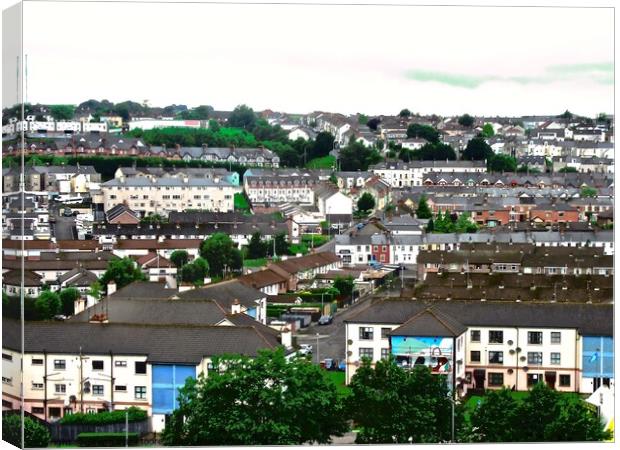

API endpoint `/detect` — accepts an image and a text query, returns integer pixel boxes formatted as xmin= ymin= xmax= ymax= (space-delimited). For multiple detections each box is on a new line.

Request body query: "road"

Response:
xmin=295 ymin=292 xmax=374 ymax=364
xmin=50 ymin=201 xmax=76 ymax=240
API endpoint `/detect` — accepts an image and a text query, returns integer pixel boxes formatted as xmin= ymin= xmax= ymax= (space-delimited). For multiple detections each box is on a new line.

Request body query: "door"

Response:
xmin=474 ymin=369 xmax=486 ymax=389
xmin=544 ymin=371 xmax=557 ymax=389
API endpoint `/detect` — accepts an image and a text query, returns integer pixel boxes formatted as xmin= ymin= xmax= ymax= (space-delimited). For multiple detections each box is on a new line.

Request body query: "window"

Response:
xmin=488 ymin=351 xmax=503 ymax=364
xmin=32 ymin=383 xmax=44 ymax=390
xmin=135 ymin=386 xmax=147 ymax=399
xmin=359 ymin=348 xmax=374 ymax=359
xmin=488 ymin=372 xmax=504 ymax=386
xmin=527 ymin=352 xmax=543 ymax=365
xmin=550 ymin=332 xmax=561 ymax=344
xmin=359 ymin=327 xmax=374 ymax=340
xmin=92 ymin=360 xmax=104 ymax=371
xmin=488 ymin=330 xmax=503 ymax=344
xmin=54 ymin=360 xmax=66 ymax=370
xmin=381 ymin=348 xmax=390 ymax=359
xmin=55 ymin=384 xmax=66 ymax=394
xmin=48 ymin=407 xmax=61 ymax=418
xmin=2 ymin=400 xmax=13 ymax=409
xmin=528 ymin=331 xmax=543 ymax=345
xmin=559 ymin=374 xmax=571 ymax=387
xmin=92 ymin=385 xmax=104 ymax=396
xmin=32 ymin=358 xmax=43 ymax=366
xmin=31 ymin=407 xmax=44 ymax=414
xmin=381 ymin=328 xmax=391 ymax=339
xmin=114 ymin=360 xmax=127 ymax=367
xmin=470 ymin=330 xmax=480 ymax=342
xmin=2 ymin=353 xmax=12 ymax=361
xmin=550 ymin=353 xmax=561 ymax=365
xmin=135 ymin=361 xmax=147 ymax=374
xmin=115 ymin=385 xmax=127 ymax=392
xmin=527 ymin=373 xmax=541 ymax=387
xmin=2 ymin=377 xmax=12 ymax=384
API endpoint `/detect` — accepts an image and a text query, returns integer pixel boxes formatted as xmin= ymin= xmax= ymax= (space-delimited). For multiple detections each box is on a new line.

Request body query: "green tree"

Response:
xmin=347 ymin=358 xmax=458 ymax=443
xmin=481 ymin=123 xmax=495 ymax=137
xmin=580 ymin=186 xmax=598 ymax=198
xmin=100 ymin=257 xmax=146 ymax=290
xmin=3 ymin=414 xmax=51 ymax=448
xmin=488 ymin=154 xmax=517 ymax=172
xmin=415 ymin=195 xmax=433 ymax=219
xmin=59 ymin=287 xmax=80 ymax=316
xmin=339 ymin=139 xmax=382 ymax=171
xmin=161 ymin=348 xmax=348 ymax=446
xmin=35 ymin=290 xmax=61 ymax=319
xmin=270 ymin=232 xmax=289 ymax=257
xmin=469 ymin=388 xmax=520 ymax=442
xmin=88 ymin=281 xmax=102 ymax=301
xmin=199 ymin=233 xmax=242 ymax=277
xmin=49 ymin=104 xmax=75 ymax=121
xmin=247 ymin=232 xmax=268 ymax=259
xmin=366 ymin=117 xmax=381 ymax=131
xmin=413 ymin=143 xmax=456 ymax=161
xmin=455 ymin=213 xmax=478 ymax=233
xmin=170 ymin=250 xmax=190 ymax=268
xmin=333 ymin=276 xmax=354 ymax=298
xmin=208 ymin=119 xmax=221 ymax=132
xmin=406 ymin=123 xmax=440 ymax=143
xmin=458 ymin=114 xmax=475 ymax=127
xmin=399 ymin=108 xmax=412 ymax=118
xmin=462 ymin=137 xmax=494 ymax=161
xmin=559 ymin=166 xmax=578 ymax=173
xmin=228 ymin=104 xmax=257 ymax=130
xmin=310 ymin=131 xmax=336 ymax=159
xmin=357 ymin=192 xmax=376 ymax=213
xmin=426 ymin=218 xmax=435 ymax=232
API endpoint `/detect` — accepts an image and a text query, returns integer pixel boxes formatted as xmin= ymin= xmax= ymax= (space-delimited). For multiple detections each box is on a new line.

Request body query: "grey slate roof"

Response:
xmin=2 ymin=319 xmax=278 ymax=363
xmin=347 ymin=299 xmax=612 ymax=336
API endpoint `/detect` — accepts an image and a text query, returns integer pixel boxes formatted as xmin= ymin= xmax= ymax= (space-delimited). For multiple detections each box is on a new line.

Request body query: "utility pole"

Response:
xmin=316 ymin=332 xmax=320 ymax=366
xmin=125 ymin=409 xmax=129 ymax=447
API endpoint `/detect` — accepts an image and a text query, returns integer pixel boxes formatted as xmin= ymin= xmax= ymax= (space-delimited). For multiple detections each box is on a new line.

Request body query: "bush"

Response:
xmin=77 ymin=432 xmax=139 ymax=447
xmin=2 ymin=414 xmax=51 ymax=448
xmin=59 ymin=407 xmax=147 ymax=425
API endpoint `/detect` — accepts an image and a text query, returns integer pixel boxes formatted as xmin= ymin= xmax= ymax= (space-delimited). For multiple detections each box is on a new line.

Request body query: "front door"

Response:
xmin=474 ymin=369 xmax=486 ymax=389
xmin=544 ymin=371 xmax=556 ymax=389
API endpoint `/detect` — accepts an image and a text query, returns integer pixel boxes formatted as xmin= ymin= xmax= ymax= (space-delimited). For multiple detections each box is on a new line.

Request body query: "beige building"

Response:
xmin=100 ymin=175 xmax=240 ymax=216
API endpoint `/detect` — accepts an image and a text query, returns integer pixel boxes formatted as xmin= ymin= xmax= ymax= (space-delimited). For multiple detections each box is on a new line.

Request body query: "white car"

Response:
xmin=298 ymin=344 xmax=313 ymax=355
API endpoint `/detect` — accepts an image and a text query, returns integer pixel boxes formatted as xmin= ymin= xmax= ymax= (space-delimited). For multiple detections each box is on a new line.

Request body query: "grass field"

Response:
xmin=288 ymin=243 xmax=309 ymax=255
xmin=306 ymin=155 xmax=336 ymax=169
xmin=244 ymin=258 xmax=268 ymax=268
xmin=326 ymin=371 xmax=350 ymax=396
xmin=301 ymin=234 xmax=330 ymax=247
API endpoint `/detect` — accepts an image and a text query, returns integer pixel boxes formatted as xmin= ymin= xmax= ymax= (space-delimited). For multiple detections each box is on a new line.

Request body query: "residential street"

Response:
xmin=296 ymin=291 xmax=375 ymax=364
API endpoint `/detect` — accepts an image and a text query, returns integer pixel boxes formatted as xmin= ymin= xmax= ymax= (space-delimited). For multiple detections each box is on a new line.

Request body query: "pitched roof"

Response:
xmin=176 ymin=279 xmax=265 ymax=308
xmin=2 ymin=319 xmax=278 ymax=363
xmin=389 ymin=308 xmax=467 ymax=337
xmin=347 ymin=299 xmax=612 ymax=336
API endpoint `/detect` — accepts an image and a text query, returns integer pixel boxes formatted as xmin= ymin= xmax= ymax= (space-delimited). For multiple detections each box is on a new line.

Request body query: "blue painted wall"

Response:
xmin=152 ymin=364 xmax=196 ymax=414
xmin=582 ymin=336 xmax=613 ymax=379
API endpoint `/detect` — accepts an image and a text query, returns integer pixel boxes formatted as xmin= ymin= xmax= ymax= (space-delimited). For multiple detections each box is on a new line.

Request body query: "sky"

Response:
xmin=17 ymin=1 xmax=615 ymax=117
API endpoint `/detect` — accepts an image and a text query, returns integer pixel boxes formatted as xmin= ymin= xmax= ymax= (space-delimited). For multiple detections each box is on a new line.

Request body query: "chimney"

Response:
xmin=231 ymin=299 xmax=242 ymax=315
xmin=107 ymin=281 xmax=117 ymax=296
xmin=280 ymin=327 xmax=293 ymax=349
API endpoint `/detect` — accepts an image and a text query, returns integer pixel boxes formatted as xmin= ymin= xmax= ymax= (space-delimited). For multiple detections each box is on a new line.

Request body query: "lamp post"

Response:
xmin=316 ymin=332 xmax=320 ymax=366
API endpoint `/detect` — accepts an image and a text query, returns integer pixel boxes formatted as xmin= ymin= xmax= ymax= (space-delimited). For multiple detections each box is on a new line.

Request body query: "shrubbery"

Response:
xmin=59 ymin=407 xmax=147 ymax=426
xmin=2 ymin=414 xmax=51 ymax=448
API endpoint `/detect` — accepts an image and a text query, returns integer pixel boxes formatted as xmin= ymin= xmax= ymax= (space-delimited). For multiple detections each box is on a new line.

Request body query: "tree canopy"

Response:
xmin=339 ymin=139 xmax=382 ymax=171
xmin=357 ymin=192 xmax=376 ymax=213
xmin=199 ymin=233 xmax=242 ymax=277
xmin=227 ymin=104 xmax=257 ymax=130
xmin=481 ymin=123 xmax=495 ymax=138
xmin=399 ymin=108 xmax=412 ymax=118
xmin=170 ymin=250 xmax=190 ymax=268
xmin=406 ymin=123 xmax=440 ymax=143
xmin=347 ymin=358 xmax=458 ymax=443
xmin=470 ymin=384 xmax=610 ymax=442
xmin=462 ymin=137 xmax=494 ymax=161
xmin=416 ymin=195 xmax=433 ymax=219
xmin=161 ymin=348 xmax=348 ymax=446
xmin=49 ymin=104 xmax=75 ymax=121
xmin=487 ymin=154 xmax=517 ymax=172
xmin=100 ymin=257 xmax=146 ymax=290
xmin=3 ymin=414 xmax=51 ymax=448
xmin=457 ymin=114 xmax=475 ymax=127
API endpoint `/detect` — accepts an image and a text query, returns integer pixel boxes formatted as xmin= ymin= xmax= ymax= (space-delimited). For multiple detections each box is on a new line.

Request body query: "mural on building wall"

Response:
xmin=390 ymin=336 xmax=453 ymax=373
xmin=582 ymin=336 xmax=614 ymax=379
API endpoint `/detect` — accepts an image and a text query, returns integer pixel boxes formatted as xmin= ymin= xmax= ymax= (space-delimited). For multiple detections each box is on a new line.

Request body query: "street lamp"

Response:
xmin=316 ymin=332 xmax=320 ymax=366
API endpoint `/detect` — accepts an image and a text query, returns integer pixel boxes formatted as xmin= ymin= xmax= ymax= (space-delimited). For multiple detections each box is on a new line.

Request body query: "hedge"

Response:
xmin=2 ymin=414 xmax=51 ymax=448
xmin=77 ymin=432 xmax=139 ymax=447
xmin=59 ymin=407 xmax=147 ymax=425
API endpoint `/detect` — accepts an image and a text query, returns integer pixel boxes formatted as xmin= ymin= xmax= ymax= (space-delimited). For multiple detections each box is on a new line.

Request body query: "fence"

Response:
xmin=49 ymin=419 xmax=150 ymax=443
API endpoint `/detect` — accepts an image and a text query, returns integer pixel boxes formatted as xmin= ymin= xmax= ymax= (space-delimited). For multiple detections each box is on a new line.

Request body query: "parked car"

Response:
xmin=318 ymin=315 xmax=333 ymax=325
xmin=62 ymin=208 xmax=73 ymax=217
xmin=299 ymin=344 xmax=313 ymax=355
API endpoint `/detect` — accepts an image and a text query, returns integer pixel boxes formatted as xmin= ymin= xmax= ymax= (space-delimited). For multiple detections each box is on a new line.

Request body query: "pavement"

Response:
xmin=295 ymin=291 xmax=375 ymax=364
xmin=50 ymin=201 xmax=76 ymax=240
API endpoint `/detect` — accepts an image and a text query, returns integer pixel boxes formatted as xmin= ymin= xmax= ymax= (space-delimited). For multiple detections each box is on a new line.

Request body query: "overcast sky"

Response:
xmin=21 ymin=1 xmax=614 ymax=117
